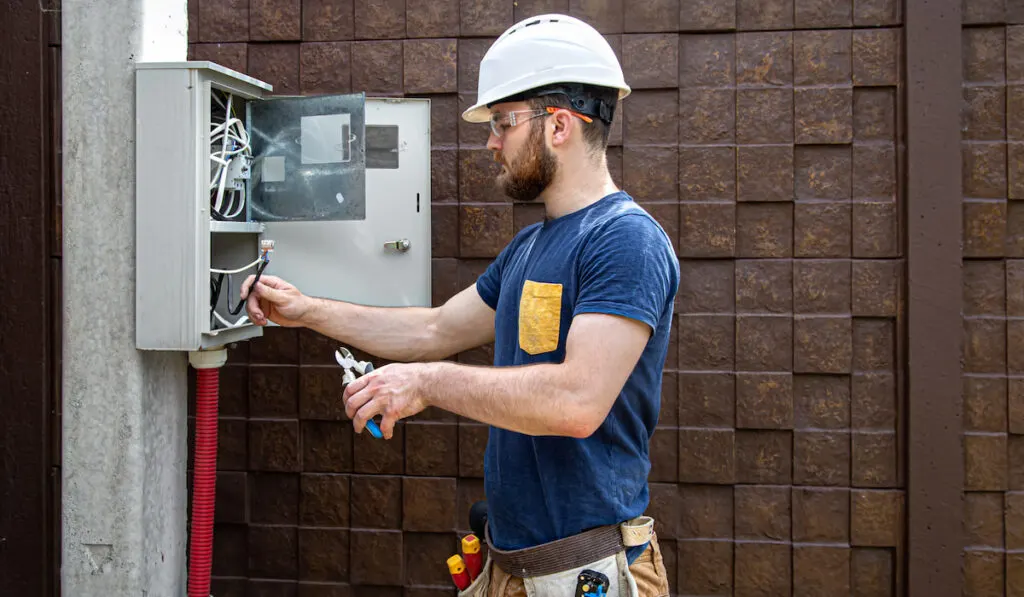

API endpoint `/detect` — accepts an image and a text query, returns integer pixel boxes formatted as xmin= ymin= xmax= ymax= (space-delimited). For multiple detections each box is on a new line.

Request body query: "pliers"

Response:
xmin=335 ymin=347 xmax=383 ymax=439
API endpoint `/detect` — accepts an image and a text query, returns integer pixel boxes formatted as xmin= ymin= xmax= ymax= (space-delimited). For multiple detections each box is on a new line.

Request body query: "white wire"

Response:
xmin=210 ymin=256 xmax=263 ymax=274
xmin=213 ymin=310 xmax=249 ymax=329
xmin=209 ymin=91 xmax=252 ymax=219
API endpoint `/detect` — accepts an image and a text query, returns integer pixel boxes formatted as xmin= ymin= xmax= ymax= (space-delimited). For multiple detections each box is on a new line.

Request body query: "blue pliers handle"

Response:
xmin=335 ymin=348 xmax=383 ymax=439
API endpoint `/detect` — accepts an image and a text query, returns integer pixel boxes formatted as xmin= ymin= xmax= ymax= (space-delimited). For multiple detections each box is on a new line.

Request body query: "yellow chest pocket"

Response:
xmin=518 ymin=280 xmax=563 ymax=355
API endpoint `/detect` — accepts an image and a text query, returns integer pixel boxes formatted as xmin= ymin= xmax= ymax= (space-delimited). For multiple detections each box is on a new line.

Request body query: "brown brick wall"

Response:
xmin=961 ymin=3 xmax=1024 ymax=593
xmin=187 ymin=1 xmax=907 ymax=595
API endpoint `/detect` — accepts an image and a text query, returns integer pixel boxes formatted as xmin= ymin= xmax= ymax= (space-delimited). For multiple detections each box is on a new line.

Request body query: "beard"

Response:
xmin=495 ymin=125 xmax=557 ymax=202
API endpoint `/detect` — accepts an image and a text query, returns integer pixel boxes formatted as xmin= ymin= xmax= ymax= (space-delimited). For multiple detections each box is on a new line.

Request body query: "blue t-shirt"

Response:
xmin=474 ymin=191 xmax=680 ymax=562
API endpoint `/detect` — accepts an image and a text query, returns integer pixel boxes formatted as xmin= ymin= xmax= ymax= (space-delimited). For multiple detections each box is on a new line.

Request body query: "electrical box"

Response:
xmin=135 ymin=61 xmax=431 ymax=351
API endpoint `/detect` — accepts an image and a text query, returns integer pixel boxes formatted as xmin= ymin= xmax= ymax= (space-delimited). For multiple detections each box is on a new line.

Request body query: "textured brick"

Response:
xmin=1015 ymin=439 xmax=1024 ymax=490
xmin=1009 ymin=320 xmax=1024 ymax=374
xmin=795 ymin=431 xmax=850 ymax=486
xmin=460 ymin=0 xmax=511 ymax=36
xmin=736 ymin=203 xmax=793 ymax=258
xmin=249 ymin=43 xmax=301 ymax=95
xmin=216 ymin=472 xmax=247 ymax=524
xmin=300 ymin=474 xmax=350 ymax=527
xmin=402 ymin=477 xmax=456 ymax=532
xmin=965 ymin=433 xmax=1008 ymax=491
xmin=199 ymin=0 xmax=249 ymax=42
xmin=680 ymin=202 xmax=736 ymax=257
xmin=649 ymin=428 xmax=679 ymax=482
xmin=432 ymin=204 xmax=458 ymax=258
xmin=350 ymin=530 xmax=404 ymax=585
xmin=219 ymin=420 xmax=248 ymax=470
xmin=795 ymin=145 xmax=852 ymax=200
xmin=192 ymin=43 xmax=248 ymax=75
xmin=1010 ymin=493 xmax=1024 ymax=549
xmin=795 ymin=316 xmax=853 ymax=374
xmin=964 ymin=317 xmax=1007 ymax=374
xmin=796 ymin=87 xmax=854 ymax=144
xmin=854 ymin=88 xmax=897 ymax=141
xmin=852 ymin=548 xmax=894 ymax=596
xmin=735 ymin=485 xmax=790 ymax=540
xmin=851 ymin=489 xmax=901 ymax=546
xmin=795 ymin=0 xmax=852 ymax=27
xmin=963 ymin=550 xmax=1004 ymax=597
xmin=251 ymin=0 xmax=301 ymax=40
xmin=354 ymin=0 xmax=404 ymax=39
xmin=964 ymin=86 xmax=1007 ymax=142
xmin=212 ymin=525 xmax=248 ymax=577
xmin=737 ymin=89 xmax=794 ymax=144
xmin=793 ymin=487 xmax=849 ymax=542
xmin=457 ymin=94 xmax=490 ymax=146
xmin=1011 ymin=26 xmax=1024 ymax=79
xmin=679 ymin=429 xmax=735 ymax=484
xmin=964 ymin=375 xmax=1008 ymax=433
xmin=678 ymin=540 xmax=732 ymax=595
xmin=853 ymin=260 xmax=899 ymax=317
xmin=1011 ymin=555 xmax=1024 ymax=597
xmin=660 ymin=372 xmax=679 ymax=427
xmin=794 ymin=546 xmax=851 ymax=597
xmin=963 ymin=0 xmax=1006 ymax=23
xmin=458 ymin=149 xmax=502 ymax=202
xmin=352 ymin=423 xmax=404 ymax=474
xmin=795 ymin=374 xmax=850 ymax=429
xmin=736 ymin=430 xmax=792 ymax=484
xmin=736 ymin=145 xmax=794 ymax=201
xmin=1013 ymin=142 xmax=1024 ymax=200
xmin=1011 ymin=379 xmax=1024 ymax=433
xmin=514 ymin=203 xmax=546 ymax=232
xmin=680 ymin=89 xmax=736 ymax=144
xmin=964 ymin=27 xmax=1006 ymax=84
xmin=624 ymin=146 xmax=678 ymax=200
xmin=646 ymin=483 xmax=682 ymax=538
xmin=965 ymin=201 xmax=1008 ymax=260
xmin=250 ymin=421 xmax=301 ymax=472
xmin=794 ymin=260 xmax=851 ymax=314
xmin=679 ymin=147 xmax=735 ymax=201
xmin=405 ymin=533 xmax=460 ymax=586
xmin=513 ymin=0 xmax=570 ymax=21
xmin=736 ymin=32 xmax=793 ymax=86
xmin=303 ymin=0 xmax=355 ymax=40
xmin=965 ymin=491 xmax=1004 ymax=547
xmin=795 ymin=30 xmax=852 ymax=86
xmin=680 ymin=260 xmax=735 ymax=313
xmin=406 ymin=0 xmax=459 ymax=37
xmin=298 ymin=367 xmax=344 ymax=420
xmin=404 ymin=423 xmax=457 ymax=476
xmin=623 ymin=34 xmax=678 ymax=88
xmin=737 ymin=373 xmax=793 ymax=429
xmin=735 ymin=259 xmax=792 ymax=314
xmin=735 ymin=543 xmax=791 ymax=596
xmin=458 ymin=423 xmax=487 ymax=477
xmin=963 ymin=143 xmax=1008 ymax=199
xmin=1009 ymin=261 xmax=1024 ymax=316
xmin=795 ymin=203 xmax=852 ymax=258
xmin=459 ymin=205 xmax=513 ymax=258
xmin=249 ymin=526 xmax=298 ymax=578
xmin=852 ymin=431 xmax=897 ymax=487
xmin=302 ymin=421 xmax=353 ymax=472
xmin=852 ymin=29 xmax=899 ymax=86
xmin=852 ymin=202 xmax=899 ymax=257
xmin=624 ymin=90 xmax=678 ymax=144
xmin=679 ymin=372 xmax=736 ymax=427
xmin=1009 ymin=86 xmax=1024 ymax=142
xmin=853 ymin=144 xmax=897 ymax=199
xmin=735 ymin=315 xmax=793 ymax=371
xmin=680 ymin=34 xmax=735 ymax=87
xmin=299 ymin=528 xmax=349 ymax=581
xmin=351 ymin=41 xmax=403 ymax=94
xmin=300 ymin=42 xmax=352 ymax=94
xmin=1009 ymin=201 xmax=1024 ymax=256
xmin=569 ymin=0 xmax=624 ymax=33
xmin=680 ymin=485 xmax=733 ymax=538
xmin=216 ymin=366 xmax=249 ymax=416
xmin=350 ymin=475 xmax=401 ymax=528
xmin=854 ymin=319 xmax=895 ymax=371
xmin=680 ymin=0 xmax=736 ymax=30
xmin=625 ymin=0 xmax=679 ymax=31
xmin=737 ymin=0 xmax=794 ymax=30
xmin=403 ymin=39 xmax=456 ymax=93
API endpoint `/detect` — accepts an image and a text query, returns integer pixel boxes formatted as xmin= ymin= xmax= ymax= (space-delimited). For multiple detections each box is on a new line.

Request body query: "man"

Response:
xmin=242 ymin=14 xmax=679 ymax=597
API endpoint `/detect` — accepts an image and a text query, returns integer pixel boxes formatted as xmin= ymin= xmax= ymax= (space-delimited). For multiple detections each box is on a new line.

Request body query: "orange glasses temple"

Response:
xmin=545 ymin=106 xmax=593 ymax=123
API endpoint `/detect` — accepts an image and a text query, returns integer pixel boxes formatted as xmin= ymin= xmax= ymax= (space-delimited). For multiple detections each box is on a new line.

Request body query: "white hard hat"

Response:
xmin=461 ymin=14 xmax=631 ymax=123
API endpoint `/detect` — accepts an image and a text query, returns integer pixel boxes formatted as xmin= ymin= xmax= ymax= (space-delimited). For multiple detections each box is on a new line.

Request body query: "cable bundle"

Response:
xmin=210 ymin=90 xmax=251 ymax=220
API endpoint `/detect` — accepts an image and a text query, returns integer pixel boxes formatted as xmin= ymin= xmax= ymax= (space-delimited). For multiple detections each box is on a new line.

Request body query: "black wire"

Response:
xmin=228 ymin=259 xmax=268 ymax=316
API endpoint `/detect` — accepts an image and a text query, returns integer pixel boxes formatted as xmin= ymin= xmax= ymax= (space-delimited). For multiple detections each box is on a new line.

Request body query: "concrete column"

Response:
xmin=62 ymin=1 xmax=189 ymax=596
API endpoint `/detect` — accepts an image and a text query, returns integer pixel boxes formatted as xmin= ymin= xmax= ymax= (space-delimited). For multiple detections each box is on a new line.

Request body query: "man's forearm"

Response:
xmin=304 ymin=297 xmax=439 ymax=362
xmin=419 ymin=361 xmax=602 ymax=438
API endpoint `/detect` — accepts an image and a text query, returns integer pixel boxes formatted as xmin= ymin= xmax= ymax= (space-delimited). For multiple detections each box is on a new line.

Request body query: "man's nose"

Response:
xmin=486 ymin=130 xmax=502 ymax=152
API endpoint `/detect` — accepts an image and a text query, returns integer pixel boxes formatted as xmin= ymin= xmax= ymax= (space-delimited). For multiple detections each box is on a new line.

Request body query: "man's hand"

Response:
xmin=343 ymin=363 xmax=429 ymax=439
xmin=241 ymin=274 xmax=314 ymax=327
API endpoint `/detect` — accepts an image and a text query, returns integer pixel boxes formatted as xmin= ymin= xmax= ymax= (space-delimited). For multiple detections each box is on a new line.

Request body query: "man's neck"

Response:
xmin=540 ymin=157 xmax=620 ymax=220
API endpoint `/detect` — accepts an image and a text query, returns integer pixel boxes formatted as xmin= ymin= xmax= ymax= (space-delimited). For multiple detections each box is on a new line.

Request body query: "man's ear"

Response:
xmin=550 ymin=110 xmax=574 ymax=147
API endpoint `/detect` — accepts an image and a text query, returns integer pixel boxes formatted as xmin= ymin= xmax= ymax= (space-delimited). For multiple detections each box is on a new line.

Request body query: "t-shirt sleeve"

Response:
xmin=573 ymin=215 xmax=679 ymax=332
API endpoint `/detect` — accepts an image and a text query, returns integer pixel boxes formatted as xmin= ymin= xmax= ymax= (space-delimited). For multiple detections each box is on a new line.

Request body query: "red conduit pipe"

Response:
xmin=188 ymin=348 xmax=227 ymax=597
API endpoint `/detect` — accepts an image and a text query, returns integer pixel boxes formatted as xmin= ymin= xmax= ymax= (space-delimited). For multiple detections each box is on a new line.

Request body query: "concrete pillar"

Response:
xmin=62 ymin=1 xmax=189 ymax=596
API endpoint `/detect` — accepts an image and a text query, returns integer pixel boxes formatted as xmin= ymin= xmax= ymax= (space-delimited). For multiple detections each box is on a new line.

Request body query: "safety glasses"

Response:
xmin=488 ymin=106 xmax=594 ymax=138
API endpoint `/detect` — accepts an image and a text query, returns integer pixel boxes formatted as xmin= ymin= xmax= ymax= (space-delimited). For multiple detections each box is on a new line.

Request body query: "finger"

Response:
xmin=240 ymin=274 xmax=256 ymax=299
xmin=245 ymin=288 xmax=265 ymax=324
xmin=342 ymin=373 xmax=372 ymax=403
xmin=344 ymin=379 xmax=374 ymax=421
xmin=378 ymin=406 xmax=399 ymax=441
xmin=254 ymin=281 xmax=288 ymax=304
xmin=351 ymin=394 xmax=383 ymax=435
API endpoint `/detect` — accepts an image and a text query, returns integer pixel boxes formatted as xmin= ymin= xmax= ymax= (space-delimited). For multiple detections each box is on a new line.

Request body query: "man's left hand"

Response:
xmin=343 ymin=363 xmax=429 ymax=439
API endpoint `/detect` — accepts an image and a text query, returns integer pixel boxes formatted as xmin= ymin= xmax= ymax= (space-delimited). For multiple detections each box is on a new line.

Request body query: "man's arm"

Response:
xmin=344 ymin=312 xmax=651 ymax=439
xmin=243 ymin=275 xmax=496 ymax=362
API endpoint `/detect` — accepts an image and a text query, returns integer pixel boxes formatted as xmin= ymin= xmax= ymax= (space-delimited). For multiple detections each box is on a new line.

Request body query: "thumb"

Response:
xmin=255 ymin=281 xmax=288 ymax=303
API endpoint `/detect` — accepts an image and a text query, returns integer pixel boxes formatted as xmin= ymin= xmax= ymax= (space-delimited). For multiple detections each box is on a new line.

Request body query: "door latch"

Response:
xmin=384 ymin=238 xmax=411 ymax=252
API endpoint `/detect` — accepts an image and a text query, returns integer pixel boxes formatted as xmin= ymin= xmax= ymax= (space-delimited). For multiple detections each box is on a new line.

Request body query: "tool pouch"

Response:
xmin=522 ymin=550 xmax=638 ymax=597
xmin=456 ymin=554 xmax=494 ymax=597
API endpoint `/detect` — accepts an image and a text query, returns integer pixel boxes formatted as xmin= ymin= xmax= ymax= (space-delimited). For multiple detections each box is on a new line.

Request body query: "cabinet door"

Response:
xmin=259 ymin=98 xmax=431 ymax=308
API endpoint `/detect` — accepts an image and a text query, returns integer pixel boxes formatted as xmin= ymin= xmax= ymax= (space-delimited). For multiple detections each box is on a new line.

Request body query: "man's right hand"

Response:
xmin=240 ymin=274 xmax=313 ymax=328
